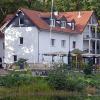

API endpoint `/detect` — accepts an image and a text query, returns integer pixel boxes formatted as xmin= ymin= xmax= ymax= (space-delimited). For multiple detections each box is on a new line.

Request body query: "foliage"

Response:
xmin=48 ymin=63 xmax=85 ymax=91
xmin=83 ymin=60 xmax=93 ymax=75
xmin=12 ymin=58 xmax=30 ymax=70
xmin=47 ymin=63 xmax=67 ymax=90
xmin=0 ymin=71 xmax=33 ymax=87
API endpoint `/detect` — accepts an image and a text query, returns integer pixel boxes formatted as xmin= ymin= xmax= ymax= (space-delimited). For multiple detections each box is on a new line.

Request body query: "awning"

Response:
xmin=43 ymin=51 xmax=67 ymax=57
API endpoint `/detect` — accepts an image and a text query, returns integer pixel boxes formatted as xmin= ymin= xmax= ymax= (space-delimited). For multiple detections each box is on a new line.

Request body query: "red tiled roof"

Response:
xmin=20 ymin=8 xmax=93 ymax=34
xmin=1 ymin=8 xmax=94 ymax=34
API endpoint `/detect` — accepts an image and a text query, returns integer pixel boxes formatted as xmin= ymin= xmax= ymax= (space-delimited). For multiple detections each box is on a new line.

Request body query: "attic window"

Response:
xmin=19 ymin=17 xmax=24 ymax=25
xmin=61 ymin=21 xmax=66 ymax=28
xmin=50 ymin=19 xmax=55 ymax=27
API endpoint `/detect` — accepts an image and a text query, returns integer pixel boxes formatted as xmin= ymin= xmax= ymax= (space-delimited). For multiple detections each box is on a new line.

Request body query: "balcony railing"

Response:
xmin=97 ymin=49 xmax=100 ymax=54
xmin=83 ymin=34 xmax=96 ymax=39
xmin=83 ymin=49 xmax=95 ymax=54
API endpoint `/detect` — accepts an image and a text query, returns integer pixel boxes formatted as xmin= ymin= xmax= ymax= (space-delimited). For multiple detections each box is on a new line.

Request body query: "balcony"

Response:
xmin=83 ymin=49 xmax=95 ymax=54
xmin=83 ymin=34 xmax=96 ymax=39
xmin=97 ymin=49 xmax=100 ymax=54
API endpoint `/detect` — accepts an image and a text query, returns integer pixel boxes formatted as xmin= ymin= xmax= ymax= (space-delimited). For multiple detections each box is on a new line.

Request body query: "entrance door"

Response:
xmin=0 ymin=58 xmax=2 ymax=68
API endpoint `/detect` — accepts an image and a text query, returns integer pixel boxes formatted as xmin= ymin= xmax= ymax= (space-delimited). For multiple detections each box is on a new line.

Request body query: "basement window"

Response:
xmin=13 ymin=55 xmax=17 ymax=62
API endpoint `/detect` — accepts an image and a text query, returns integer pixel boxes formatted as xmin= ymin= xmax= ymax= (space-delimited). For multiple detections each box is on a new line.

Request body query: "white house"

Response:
xmin=0 ymin=8 xmax=100 ymax=68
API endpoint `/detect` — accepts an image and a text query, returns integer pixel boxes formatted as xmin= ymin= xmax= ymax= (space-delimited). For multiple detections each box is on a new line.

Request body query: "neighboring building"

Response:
xmin=0 ymin=8 xmax=100 ymax=68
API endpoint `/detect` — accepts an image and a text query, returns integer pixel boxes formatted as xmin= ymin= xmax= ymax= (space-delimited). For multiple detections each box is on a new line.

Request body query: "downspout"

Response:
xmin=37 ymin=30 xmax=40 ymax=63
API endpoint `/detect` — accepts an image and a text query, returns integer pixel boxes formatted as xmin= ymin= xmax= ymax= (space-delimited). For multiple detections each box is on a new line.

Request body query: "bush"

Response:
xmin=14 ymin=58 xmax=28 ymax=69
xmin=47 ymin=63 xmax=67 ymax=90
xmin=83 ymin=64 xmax=93 ymax=75
xmin=47 ymin=63 xmax=85 ymax=91
xmin=0 ymin=72 xmax=33 ymax=87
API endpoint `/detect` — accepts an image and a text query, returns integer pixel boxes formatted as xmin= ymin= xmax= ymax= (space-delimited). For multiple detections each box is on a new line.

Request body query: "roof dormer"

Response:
xmin=50 ymin=18 xmax=55 ymax=27
xmin=71 ymin=19 xmax=75 ymax=30
xmin=59 ymin=16 xmax=67 ymax=28
xmin=50 ymin=15 xmax=56 ymax=27
xmin=67 ymin=19 xmax=75 ymax=30
xmin=61 ymin=21 xmax=66 ymax=28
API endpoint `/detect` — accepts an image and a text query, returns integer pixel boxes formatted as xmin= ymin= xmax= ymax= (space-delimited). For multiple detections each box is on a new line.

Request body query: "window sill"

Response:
xmin=51 ymin=45 xmax=55 ymax=47
xmin=62 ymin=46 xmax=66 ymax=48
xmin=19 ymin=44 xmax=23 ymax=46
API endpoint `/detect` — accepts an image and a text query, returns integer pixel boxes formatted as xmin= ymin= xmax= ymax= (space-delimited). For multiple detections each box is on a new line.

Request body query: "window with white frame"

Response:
xmin=61 ymin=21 xmax=66 ymax=28
xmin=19 ymin=37 xmax=23 ymax=44
xmin=19 ymin=17 xmax=24 ymax=25
xmin=13 ymin=55 xmax=17 ymax=62
xmin=50 ymin=19 xmax=55 ymax=27
xmin=61 ymin=40 xmax=66 ymax=47
xmin=73 ymin=41 xmax=76 ymax=48
xmin=71 ymin=22 xmax=75 ymax=30
xmin=51 ymin=39 xmax=55 ymax=46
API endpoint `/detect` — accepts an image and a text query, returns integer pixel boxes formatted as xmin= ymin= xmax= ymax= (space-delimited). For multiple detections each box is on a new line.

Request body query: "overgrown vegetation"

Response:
xmin=47 ymin=63 xmax=100 ymax=94
xmin=0 ymin=63 xmax=100 ymax=97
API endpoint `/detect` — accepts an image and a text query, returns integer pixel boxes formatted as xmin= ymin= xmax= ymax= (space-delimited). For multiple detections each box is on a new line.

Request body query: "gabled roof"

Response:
xmin=1 ymin=8 xmax=94 ymax=34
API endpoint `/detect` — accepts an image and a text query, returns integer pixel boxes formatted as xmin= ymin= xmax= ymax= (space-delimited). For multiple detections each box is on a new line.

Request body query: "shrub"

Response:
xmin=65 ymin=75 xmax=85 ymax=92
xmin=0 ymin=72 xmax=33 ymax=87
xmin=47 ymin=63 xmax=67 ymax=90
xmin=47 ymin=63 xmax=85 ymax=91
xmin=14 ymin=58 xmax=28 ymax=69
xmin=83 ymin=64 xmax=93 ymax=75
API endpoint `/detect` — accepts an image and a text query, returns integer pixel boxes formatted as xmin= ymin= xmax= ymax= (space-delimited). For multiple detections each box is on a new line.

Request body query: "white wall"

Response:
xmin=4 ymin=26 xmax=83 ymax=64
xmin=4 ymin=27 xmax=38 ymax=64
xmin=38 ymin=31 xmax=83 ymax=63
xmin=83 ymin=15 xmax=98 ymax=38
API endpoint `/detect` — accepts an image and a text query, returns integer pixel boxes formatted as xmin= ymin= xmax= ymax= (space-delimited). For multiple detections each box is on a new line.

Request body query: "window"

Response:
xmin=51 ymin=39 xmax=55 ymax=46
xmin=71 ymin=22 xmax=75 ymax=30
xmin=50 ymin=19 xmax=55 ymax=27
xmin=19 ymin=37 xmax=23 ymax=44
xmin=13 ymin=55 xmax=17 ymax=62
xmin=73 ymin=41 xmax=76 ymax=48
xmin=19 ymin=17 xmax=24 ymax=25
xmin=61 ymin=21 xmax=66 ymax=28
xmin=61 ymin=40 xmax=66 ymax=47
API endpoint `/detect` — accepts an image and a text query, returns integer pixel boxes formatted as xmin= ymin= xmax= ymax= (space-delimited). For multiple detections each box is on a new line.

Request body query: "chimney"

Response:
xmin=54 ymin=11 xmax=59 ymax=16
xmin=77 ymin=11 xmax=81 ymax=18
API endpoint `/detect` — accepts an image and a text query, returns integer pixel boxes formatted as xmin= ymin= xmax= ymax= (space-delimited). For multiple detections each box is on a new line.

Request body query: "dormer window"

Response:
xmin=61 ymin=21 xmax=66 ymax=28
xmin=71 ymin=22 xmax=75 ymax=30
xmin=19 ymin=16 xmax=24 ymax=26
xmin=50 ymin=19 xmax=55 ymax=27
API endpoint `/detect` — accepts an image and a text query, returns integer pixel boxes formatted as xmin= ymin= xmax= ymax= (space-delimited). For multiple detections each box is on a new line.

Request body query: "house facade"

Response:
xmin=0 ymin=8 xmax=100 ymax=68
